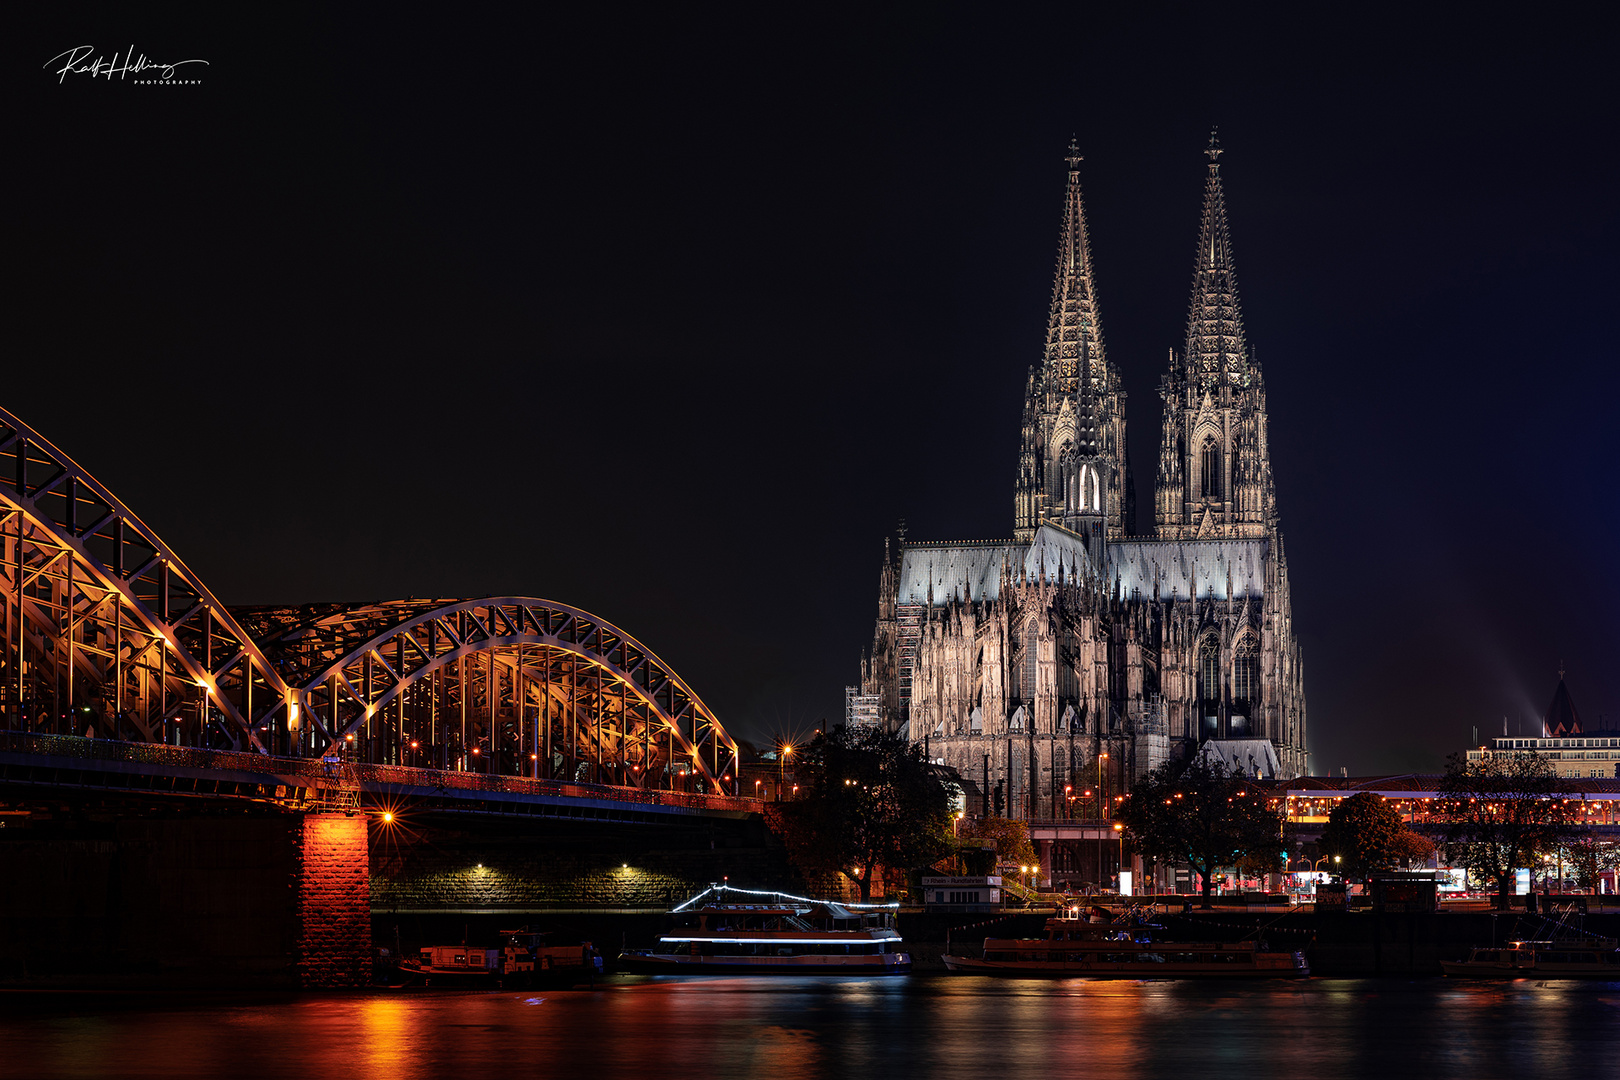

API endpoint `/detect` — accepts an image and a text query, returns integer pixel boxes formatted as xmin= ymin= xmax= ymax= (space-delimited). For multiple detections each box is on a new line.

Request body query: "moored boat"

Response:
xmin=1441 ymin=938 xmax=1620 ymax=978
xmin=399 ymin=928 xmax=603 ymax=987
xmin=942 ymin=909 xmax=1308 ymax=978
xmin=620 ymin=885 xmax=910 ymax=975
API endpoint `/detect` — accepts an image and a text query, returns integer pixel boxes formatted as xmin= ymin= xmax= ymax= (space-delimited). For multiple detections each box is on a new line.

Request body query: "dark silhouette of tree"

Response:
xmin=1435 ymin=752 xmax=1575 ymax=908
xmin=1119 ymin=756 xmax=1285 ymax=907
xmin=764 ymin=726 xmax=951 ymax=903
xmin=1319 ymin=792 xmax=1426 ymax=881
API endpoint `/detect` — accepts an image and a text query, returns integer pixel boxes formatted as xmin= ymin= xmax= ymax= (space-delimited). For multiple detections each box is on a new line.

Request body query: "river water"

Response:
xmin=4 ymin=976 xmax=1618 ymax=1079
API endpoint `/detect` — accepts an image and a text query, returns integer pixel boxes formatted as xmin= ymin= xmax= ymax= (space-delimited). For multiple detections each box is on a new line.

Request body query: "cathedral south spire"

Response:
xmin=1184 ymin=128 xmax=1248 ymax=387
xmin=1015 ymin=140 xmax=1132 ymax=543
xmin=1154 ymin=131 xmax=1277 ymax=541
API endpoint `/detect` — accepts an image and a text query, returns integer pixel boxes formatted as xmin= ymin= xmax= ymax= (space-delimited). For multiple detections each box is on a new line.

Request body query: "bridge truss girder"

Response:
xmin=0 ymin=411 xmax=293 ymax=751
xmin=258 ymin=599 xmax=741 ymax=793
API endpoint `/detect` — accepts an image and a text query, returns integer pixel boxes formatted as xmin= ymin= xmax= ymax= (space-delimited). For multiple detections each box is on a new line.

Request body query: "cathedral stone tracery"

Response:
xmin=860 ymin=135 xmax=1308 ymax=819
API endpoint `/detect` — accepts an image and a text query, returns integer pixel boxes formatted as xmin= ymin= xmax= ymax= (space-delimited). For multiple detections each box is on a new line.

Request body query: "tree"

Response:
xmin=1559 ymin=837 xmax=1620 ymax=893
xmin=1119 ymin=756 xmax=1286 ymax=907
xmin=956 ymin=816 xmax=1037 ymax=875
xmin=764 ymin=725 xmax=952 ymax=903
xmin=1435 ymin=752 xmax=1575 ymax=908
xmin=1319 ymin=792 xmax=1436 ymax=880
xmin=1318 ymin=792 xmax=1404 ymax=880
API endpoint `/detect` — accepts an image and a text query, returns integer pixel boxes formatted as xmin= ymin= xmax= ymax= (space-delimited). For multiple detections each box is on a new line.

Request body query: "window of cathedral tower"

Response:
xmin=1198 ymin=635 xmax=1221 ymax=704
xmin=1233 ymin=638 xmax=1258 ymax=704
xmin=1200 ymin=436 xmax=1221 ymax=499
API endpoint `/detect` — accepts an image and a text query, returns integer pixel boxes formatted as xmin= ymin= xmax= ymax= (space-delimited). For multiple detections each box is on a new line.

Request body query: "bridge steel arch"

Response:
xmin=0 ymin=409 xmax=294 ymax=751
xmin=252 ymin=599 xmax=742 ymax=794
xmin=0 ymin=407 xmax=743 ymax=796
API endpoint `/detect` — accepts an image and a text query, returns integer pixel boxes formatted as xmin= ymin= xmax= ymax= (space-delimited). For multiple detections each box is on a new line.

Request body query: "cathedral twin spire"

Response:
xmin=1183 ymin=130 xmax=1251 ymax=390
xmin=1043 ymin=137 xmax=1109 ymax=396
xmin=1018 ymin=131 xmax=1279 ymax=546
xmin=1014 ymin=137 xmax=1129 ymax=546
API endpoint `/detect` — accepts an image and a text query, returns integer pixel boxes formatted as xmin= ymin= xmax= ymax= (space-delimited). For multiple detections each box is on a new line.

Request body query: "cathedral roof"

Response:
xmin=1196 ymin=738 xmax=1282 ymax=780
xmin=895 ymin=525 xmax=1096 ymax=605
xmin=1544 ymin=676 xmax=1583 ymax=736
xmin=1106 ymin=538 xmax=1267 ymax=601
xmin=1184 ymin=129 xmax=1250 ymax=388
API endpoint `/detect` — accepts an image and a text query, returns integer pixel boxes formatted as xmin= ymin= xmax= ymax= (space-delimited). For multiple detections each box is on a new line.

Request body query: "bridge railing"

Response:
xmin=0 ymin=732 xmax=761 ymax=814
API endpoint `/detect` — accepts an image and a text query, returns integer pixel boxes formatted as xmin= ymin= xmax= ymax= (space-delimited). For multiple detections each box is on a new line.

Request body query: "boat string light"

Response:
xmin=671 ymin=883 xmax=900 ymax=913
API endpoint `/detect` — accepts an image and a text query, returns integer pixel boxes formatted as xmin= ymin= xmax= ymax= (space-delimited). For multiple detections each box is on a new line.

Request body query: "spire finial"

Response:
xmin=1559 ymin=659 xmax=1566 ymax=680
xmin=1065 ymin=136 xmax=1083 ymax=171
xmin=1205 ymin=126 xmax=1222 ymax=167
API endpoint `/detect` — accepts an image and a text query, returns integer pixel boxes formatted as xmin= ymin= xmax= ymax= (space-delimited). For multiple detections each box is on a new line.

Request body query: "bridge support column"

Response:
xmin=295 ymin=813 xmax=370 ymax=988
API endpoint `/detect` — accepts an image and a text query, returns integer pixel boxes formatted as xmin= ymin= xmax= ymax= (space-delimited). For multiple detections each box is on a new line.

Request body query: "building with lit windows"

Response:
xmin=1466 ymin=675 xmax=1620 ymax=780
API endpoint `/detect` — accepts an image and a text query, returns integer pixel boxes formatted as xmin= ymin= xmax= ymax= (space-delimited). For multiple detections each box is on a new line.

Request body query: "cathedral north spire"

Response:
xmin=1016 ymin=139 xmax=1131 ymax=542
xmin=1044 ymin=137 xmax=1107 ymax=394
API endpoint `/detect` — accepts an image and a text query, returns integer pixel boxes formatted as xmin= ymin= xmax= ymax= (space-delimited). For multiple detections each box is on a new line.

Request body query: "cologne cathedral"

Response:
xmin=860 ymin=137 xmax=1308 ymax=819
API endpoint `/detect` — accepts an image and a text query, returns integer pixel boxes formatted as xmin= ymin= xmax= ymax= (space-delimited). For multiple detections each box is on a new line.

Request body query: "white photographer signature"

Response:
xmin=45 ymin=45 xmax=209 ymax=84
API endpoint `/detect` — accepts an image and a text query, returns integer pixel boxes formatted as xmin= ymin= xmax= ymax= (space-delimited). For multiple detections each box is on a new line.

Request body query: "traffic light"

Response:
xmin=993 ymin=779 xmax=1005 ymax=815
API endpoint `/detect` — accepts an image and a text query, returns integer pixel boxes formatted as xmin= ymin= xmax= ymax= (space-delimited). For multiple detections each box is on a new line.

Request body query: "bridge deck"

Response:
xmin=0 ymin=733 xmax=761 ymax=822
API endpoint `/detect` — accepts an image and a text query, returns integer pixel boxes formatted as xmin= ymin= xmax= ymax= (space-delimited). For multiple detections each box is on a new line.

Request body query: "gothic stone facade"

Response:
xmin=863 ymin=139 xmax=1308 ymax=821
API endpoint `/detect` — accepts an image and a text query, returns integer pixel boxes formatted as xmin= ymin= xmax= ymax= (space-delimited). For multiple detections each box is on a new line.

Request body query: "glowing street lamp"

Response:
xmin=779 ymin=743 xmax=794 ymax=802
xmin=1113 ymin=821 xmax=1125 ymax=891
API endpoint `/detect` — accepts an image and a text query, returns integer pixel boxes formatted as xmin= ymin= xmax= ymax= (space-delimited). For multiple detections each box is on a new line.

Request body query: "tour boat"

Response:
xmin=1441 ymin=938 xmax=1620 ymax=978
xmin=942 ymin=911 xmax=1309 ymax=978
xmin=620 ymin=886 xmax=910 ymax=975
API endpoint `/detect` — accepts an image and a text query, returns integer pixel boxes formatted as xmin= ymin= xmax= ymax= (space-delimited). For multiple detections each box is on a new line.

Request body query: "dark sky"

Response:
xmin=12 ymin=4 xmax=1619 ymax=774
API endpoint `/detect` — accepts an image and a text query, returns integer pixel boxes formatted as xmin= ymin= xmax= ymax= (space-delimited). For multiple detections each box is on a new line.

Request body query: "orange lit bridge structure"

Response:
xmin=0 ymin=407 xmax=750 ymax=820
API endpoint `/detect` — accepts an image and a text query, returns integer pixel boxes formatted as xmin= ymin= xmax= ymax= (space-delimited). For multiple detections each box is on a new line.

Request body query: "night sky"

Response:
xmin=13 ymin=5 xmax=1619 ymax=774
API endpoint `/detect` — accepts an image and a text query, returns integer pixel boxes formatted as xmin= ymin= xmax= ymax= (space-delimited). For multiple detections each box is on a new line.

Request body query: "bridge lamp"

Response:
xmin=380 ymin=811 xmax=394 ymax=824
xmin=410 ymin=740 xmax=419 ymax=749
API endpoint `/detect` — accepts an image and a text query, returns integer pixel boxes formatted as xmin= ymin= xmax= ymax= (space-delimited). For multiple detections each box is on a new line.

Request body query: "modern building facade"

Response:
xmin=861 ymin=136 xmax=1308 ymax=819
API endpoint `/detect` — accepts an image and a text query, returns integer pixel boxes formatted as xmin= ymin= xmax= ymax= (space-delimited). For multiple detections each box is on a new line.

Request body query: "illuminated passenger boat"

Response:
xmin=621 ymin=886 xmax=910 ymax=975
xmin=943 ymin=914 xmax=1308 ymax=978
xmin=1441 ymin=939 xmax=1620 ymax=978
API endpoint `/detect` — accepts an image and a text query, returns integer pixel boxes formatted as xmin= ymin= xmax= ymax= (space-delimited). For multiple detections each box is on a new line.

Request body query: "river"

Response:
xmin=4 ymin=975 xmax=1618 ymax=1079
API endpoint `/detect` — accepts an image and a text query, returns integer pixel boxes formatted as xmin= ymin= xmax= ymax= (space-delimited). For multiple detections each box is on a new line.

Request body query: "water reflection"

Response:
xmin=2 ymin=977 xmax=1618 ymax=1080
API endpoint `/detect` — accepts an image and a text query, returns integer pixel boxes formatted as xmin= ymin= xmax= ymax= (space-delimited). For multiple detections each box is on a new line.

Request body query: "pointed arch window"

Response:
xmin=1200 ymin=436 xmax=1221 ymax=499
xmin=1199 ymin=636 xmax=1221 ymax=704
xmin=1022 ymin=617 xmax=1039 ymax=701
xmin=1233 ymin=638 xmax=1259 ymax=705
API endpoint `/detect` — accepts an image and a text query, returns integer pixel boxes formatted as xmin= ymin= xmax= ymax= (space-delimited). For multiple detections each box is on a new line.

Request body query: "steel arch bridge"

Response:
xmin=0 ymin=408 xmax=740 ymax=793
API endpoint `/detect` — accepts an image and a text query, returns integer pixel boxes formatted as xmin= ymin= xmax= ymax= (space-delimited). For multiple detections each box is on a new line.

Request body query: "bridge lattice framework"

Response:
xmin=0 ymin=407 xmax=740 ymax=793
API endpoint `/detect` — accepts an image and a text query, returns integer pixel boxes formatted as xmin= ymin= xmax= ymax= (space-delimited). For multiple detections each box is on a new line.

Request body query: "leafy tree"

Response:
xmin=1435 ymin=752 xmax=1575 ymax=908
xmin=1119 ymin=756 xmax=1286 ymax=907
xmin=1390 ymin=829 xmax=1437 ymax=868
xmin=956 ymin=815 xmax=1037 ymax=875
xmin=1318 ymin=792 xmax=1403 ymax=880
xmin=1559 ymin=837 xmax=1620 ymax=893
xmin=764 ymin=725 xmax=952 ymax=902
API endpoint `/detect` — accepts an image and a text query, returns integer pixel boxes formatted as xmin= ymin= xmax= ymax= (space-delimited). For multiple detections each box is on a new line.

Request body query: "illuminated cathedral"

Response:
xmin=860 ymin=135 xmax=1308 ymax=818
